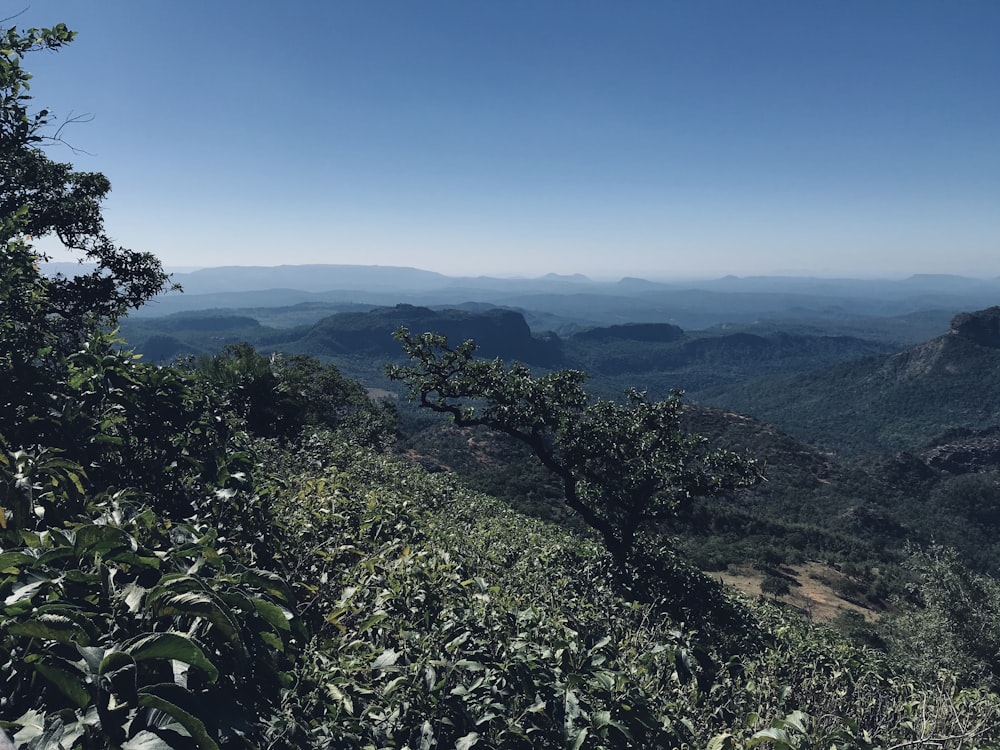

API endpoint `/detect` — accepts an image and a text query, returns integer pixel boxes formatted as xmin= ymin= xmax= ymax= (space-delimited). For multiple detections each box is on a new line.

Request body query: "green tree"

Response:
xmin=195 ymin=344 xmax=398 ymax=446
xmin=388 ymin=328 xmax=759 ymax=563
xmin=1 ymin=23 xmax=170 ymax=330
xmin=884 ymin=545 xmax=1000 ymax=688
xmin=2 ymin=21 xmax=174 ymax=464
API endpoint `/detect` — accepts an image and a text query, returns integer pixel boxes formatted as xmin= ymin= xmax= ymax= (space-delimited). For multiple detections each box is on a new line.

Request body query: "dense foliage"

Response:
xmin=388 ymin=328 xmax=760 ymax=563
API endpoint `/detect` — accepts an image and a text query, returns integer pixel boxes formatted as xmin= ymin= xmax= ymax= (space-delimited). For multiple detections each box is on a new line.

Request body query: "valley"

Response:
xmin=115 ymin=266 xmax=1000 ymax=613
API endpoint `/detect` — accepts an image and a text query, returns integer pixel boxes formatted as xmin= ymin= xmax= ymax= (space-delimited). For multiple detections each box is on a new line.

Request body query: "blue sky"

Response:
xmin=17 ymin=1 xmax=1000 ymax=278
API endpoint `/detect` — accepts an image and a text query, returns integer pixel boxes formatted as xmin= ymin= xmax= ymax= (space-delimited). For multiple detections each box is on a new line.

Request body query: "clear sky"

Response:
xmin=15 ymin=1 xmax=1000 ymax=279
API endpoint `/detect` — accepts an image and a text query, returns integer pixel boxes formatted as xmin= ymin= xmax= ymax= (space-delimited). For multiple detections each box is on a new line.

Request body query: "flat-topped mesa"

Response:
xmin=572 ymin=322 xmax=686 ymax=343
xmin=949 ymin=307 xmax=1000 ymax=348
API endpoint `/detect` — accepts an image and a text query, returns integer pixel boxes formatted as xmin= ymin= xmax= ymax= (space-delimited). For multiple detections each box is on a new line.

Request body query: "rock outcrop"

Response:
xmin=950 ymin=307 xmax=1000 ymax=348
xmin=923 ymin=426 xmax=1000 ymax=474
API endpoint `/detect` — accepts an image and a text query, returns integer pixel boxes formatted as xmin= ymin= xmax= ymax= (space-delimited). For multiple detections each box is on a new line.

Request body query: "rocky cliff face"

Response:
xmin=950 ymin=307 xmax=1000 ymax=348
xmin=922 ymin=427 xmax=1000 ymax=474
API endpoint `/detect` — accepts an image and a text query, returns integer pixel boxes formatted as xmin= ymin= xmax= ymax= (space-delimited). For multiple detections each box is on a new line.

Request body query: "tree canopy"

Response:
xmin=388 ymin=328 xmax=761 ymax=562
xmin=1 ymin=23 xmax=170 ymax=344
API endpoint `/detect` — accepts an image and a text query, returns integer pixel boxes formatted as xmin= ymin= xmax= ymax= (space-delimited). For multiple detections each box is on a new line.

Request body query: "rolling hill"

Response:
xmin=701 ymin=307 xmax=1000 ymax=455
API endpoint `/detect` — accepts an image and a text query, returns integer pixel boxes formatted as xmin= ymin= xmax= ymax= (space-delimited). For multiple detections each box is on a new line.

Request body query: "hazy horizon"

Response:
xmin=22 ymin=2 xmax=1000 ymax=278
xmin=40 ymin=259 xmax=1000 ymax=286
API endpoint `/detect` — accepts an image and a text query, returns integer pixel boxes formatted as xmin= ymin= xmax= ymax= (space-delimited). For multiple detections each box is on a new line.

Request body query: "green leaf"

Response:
xmin=0 ymin=551 xmax=35 ymax=571
xmin=73 ymin=524 xmax=136 ymax=556
xmin=76 ymin=644 xmax=106 ymax=673
xmin=372 ymin=648 xmax=399 ymax=671
xmin=138 ymin=684 xmax=220 ymax=750
xmin=250 ymin=597 xmax=291 ymax=632
xmin=781 ymin=710 xmax=810 ymax=734
xmin=455 ymin=732 xmax=480 ymax=750
xmin=241 ymin=569 xmax=295 ymax=604
xmin=357 ymin=611 xmax=387 ymax=634
xmin=33 ymin=659 xmax=90 ymax=708
xmin=7 ymin=612 xmax=86 ymax=645
xmin=707 ymin=733 xmax=736 ymax=750
xmin=588 ymin=636 xmax=612 ymax=654
xmin=748 ymin=727 xmax=791 ymax=747
xmin=589 ymin=670 xmax=616 ymax=691
xmin=121 ymin=633 xmax=219 ymax=683
xmin=150 ymin=591 xmax=239 ymax=641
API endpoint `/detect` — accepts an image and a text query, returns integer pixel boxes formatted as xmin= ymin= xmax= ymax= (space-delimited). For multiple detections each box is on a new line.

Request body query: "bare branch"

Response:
xmin=45 ymin=111 xmax=98 ymax=155
xmin=0 ymin=8 xmax=29 ymax=26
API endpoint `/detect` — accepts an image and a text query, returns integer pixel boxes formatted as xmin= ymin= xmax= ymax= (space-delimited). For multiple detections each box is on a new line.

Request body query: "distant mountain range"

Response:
xmin=76 ymin=263 xmax=997 ymax=331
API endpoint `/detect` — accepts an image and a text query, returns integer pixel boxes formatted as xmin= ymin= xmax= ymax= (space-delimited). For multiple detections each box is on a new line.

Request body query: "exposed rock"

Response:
xmin=950 ymin=307 xmax=1000 ymax=348
xmin=922 ymin=426 xmax=1000 ymax=474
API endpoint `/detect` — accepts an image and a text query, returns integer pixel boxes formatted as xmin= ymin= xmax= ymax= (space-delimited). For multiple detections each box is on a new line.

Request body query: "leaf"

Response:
xmin=4 ymin=578 xmax=45 ymax=606
xmin=445 ymin=631 xmax=470 ymax=653
xmin=33 ymin=659 xmax=90 ymax=708
xmin=242 ymin=569 xmax=295 ymax=605
xmin=748 ymin=727 xmax=791 ymax=747
xmin=73 ymin=524 xmax=136 ymax=556
xmin=589 ymin=635 xmax=612 ymax=654
xmin=418 ymin=720 xmax=434 ymax=750
xmin=372 ymin=648 xmax=399 ymax=671
xmin=10 ymin=708 xmax=46 ymax=744
xmin=122 ymin=731 xmax=182 ymax=750
xmin=123 ymin=581 xmax=147 ymax=613
xmin=564 ymin=689 xmax=582 ymax=723
xmin=138 ymin=684 xmax=220 ymax=750
xmin=423 ymin=664 xmax=437 ymax=691
xmin=120 ymin=633 xmax=219 ymax=683
xmin=0 ymin=551 xmax=34 ymax=571
xmin=570 ymin=727 xmax=589 ymax=750
xmin=589 ymin=670 xmax=616 ymax=692
xmin=357 ymin=611 xmax=387 ymax=634
xmin=707 ymin=733 xmax=736 ymax=750
xmin=781 ymin=710 xmax=810 ymax=734
xmin=150 ymin=591 xmax=239 ymax=641
xmin=455 ymin=732 xmax=480 ymax=750
xmin=383 ymin=675 xmax=408 ymax=696
xmin=8 ymin=613 xmax=86 ymax=645
xmin=251 ymin=597 xmax=292 ymax=632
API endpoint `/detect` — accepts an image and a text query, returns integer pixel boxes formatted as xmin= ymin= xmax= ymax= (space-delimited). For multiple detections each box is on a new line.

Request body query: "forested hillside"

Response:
xmin=703 ymin=308 xmax=1000 ymax=454
xmin=7 ymin=22 xmax=1000 ymax=750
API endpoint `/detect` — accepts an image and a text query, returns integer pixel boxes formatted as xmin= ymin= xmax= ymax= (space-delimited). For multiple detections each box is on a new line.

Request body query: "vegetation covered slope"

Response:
xmin=702 ymin=310 xmax=1000 ymax=455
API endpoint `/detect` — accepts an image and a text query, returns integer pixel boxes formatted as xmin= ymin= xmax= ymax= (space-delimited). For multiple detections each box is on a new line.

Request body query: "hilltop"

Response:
xmin=703 ymin=308 xmax=1000 ymax=455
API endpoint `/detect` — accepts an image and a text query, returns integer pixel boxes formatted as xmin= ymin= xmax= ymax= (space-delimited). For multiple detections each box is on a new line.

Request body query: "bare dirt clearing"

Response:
xmin=715 ymin=561 xmax=882 ymax=623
